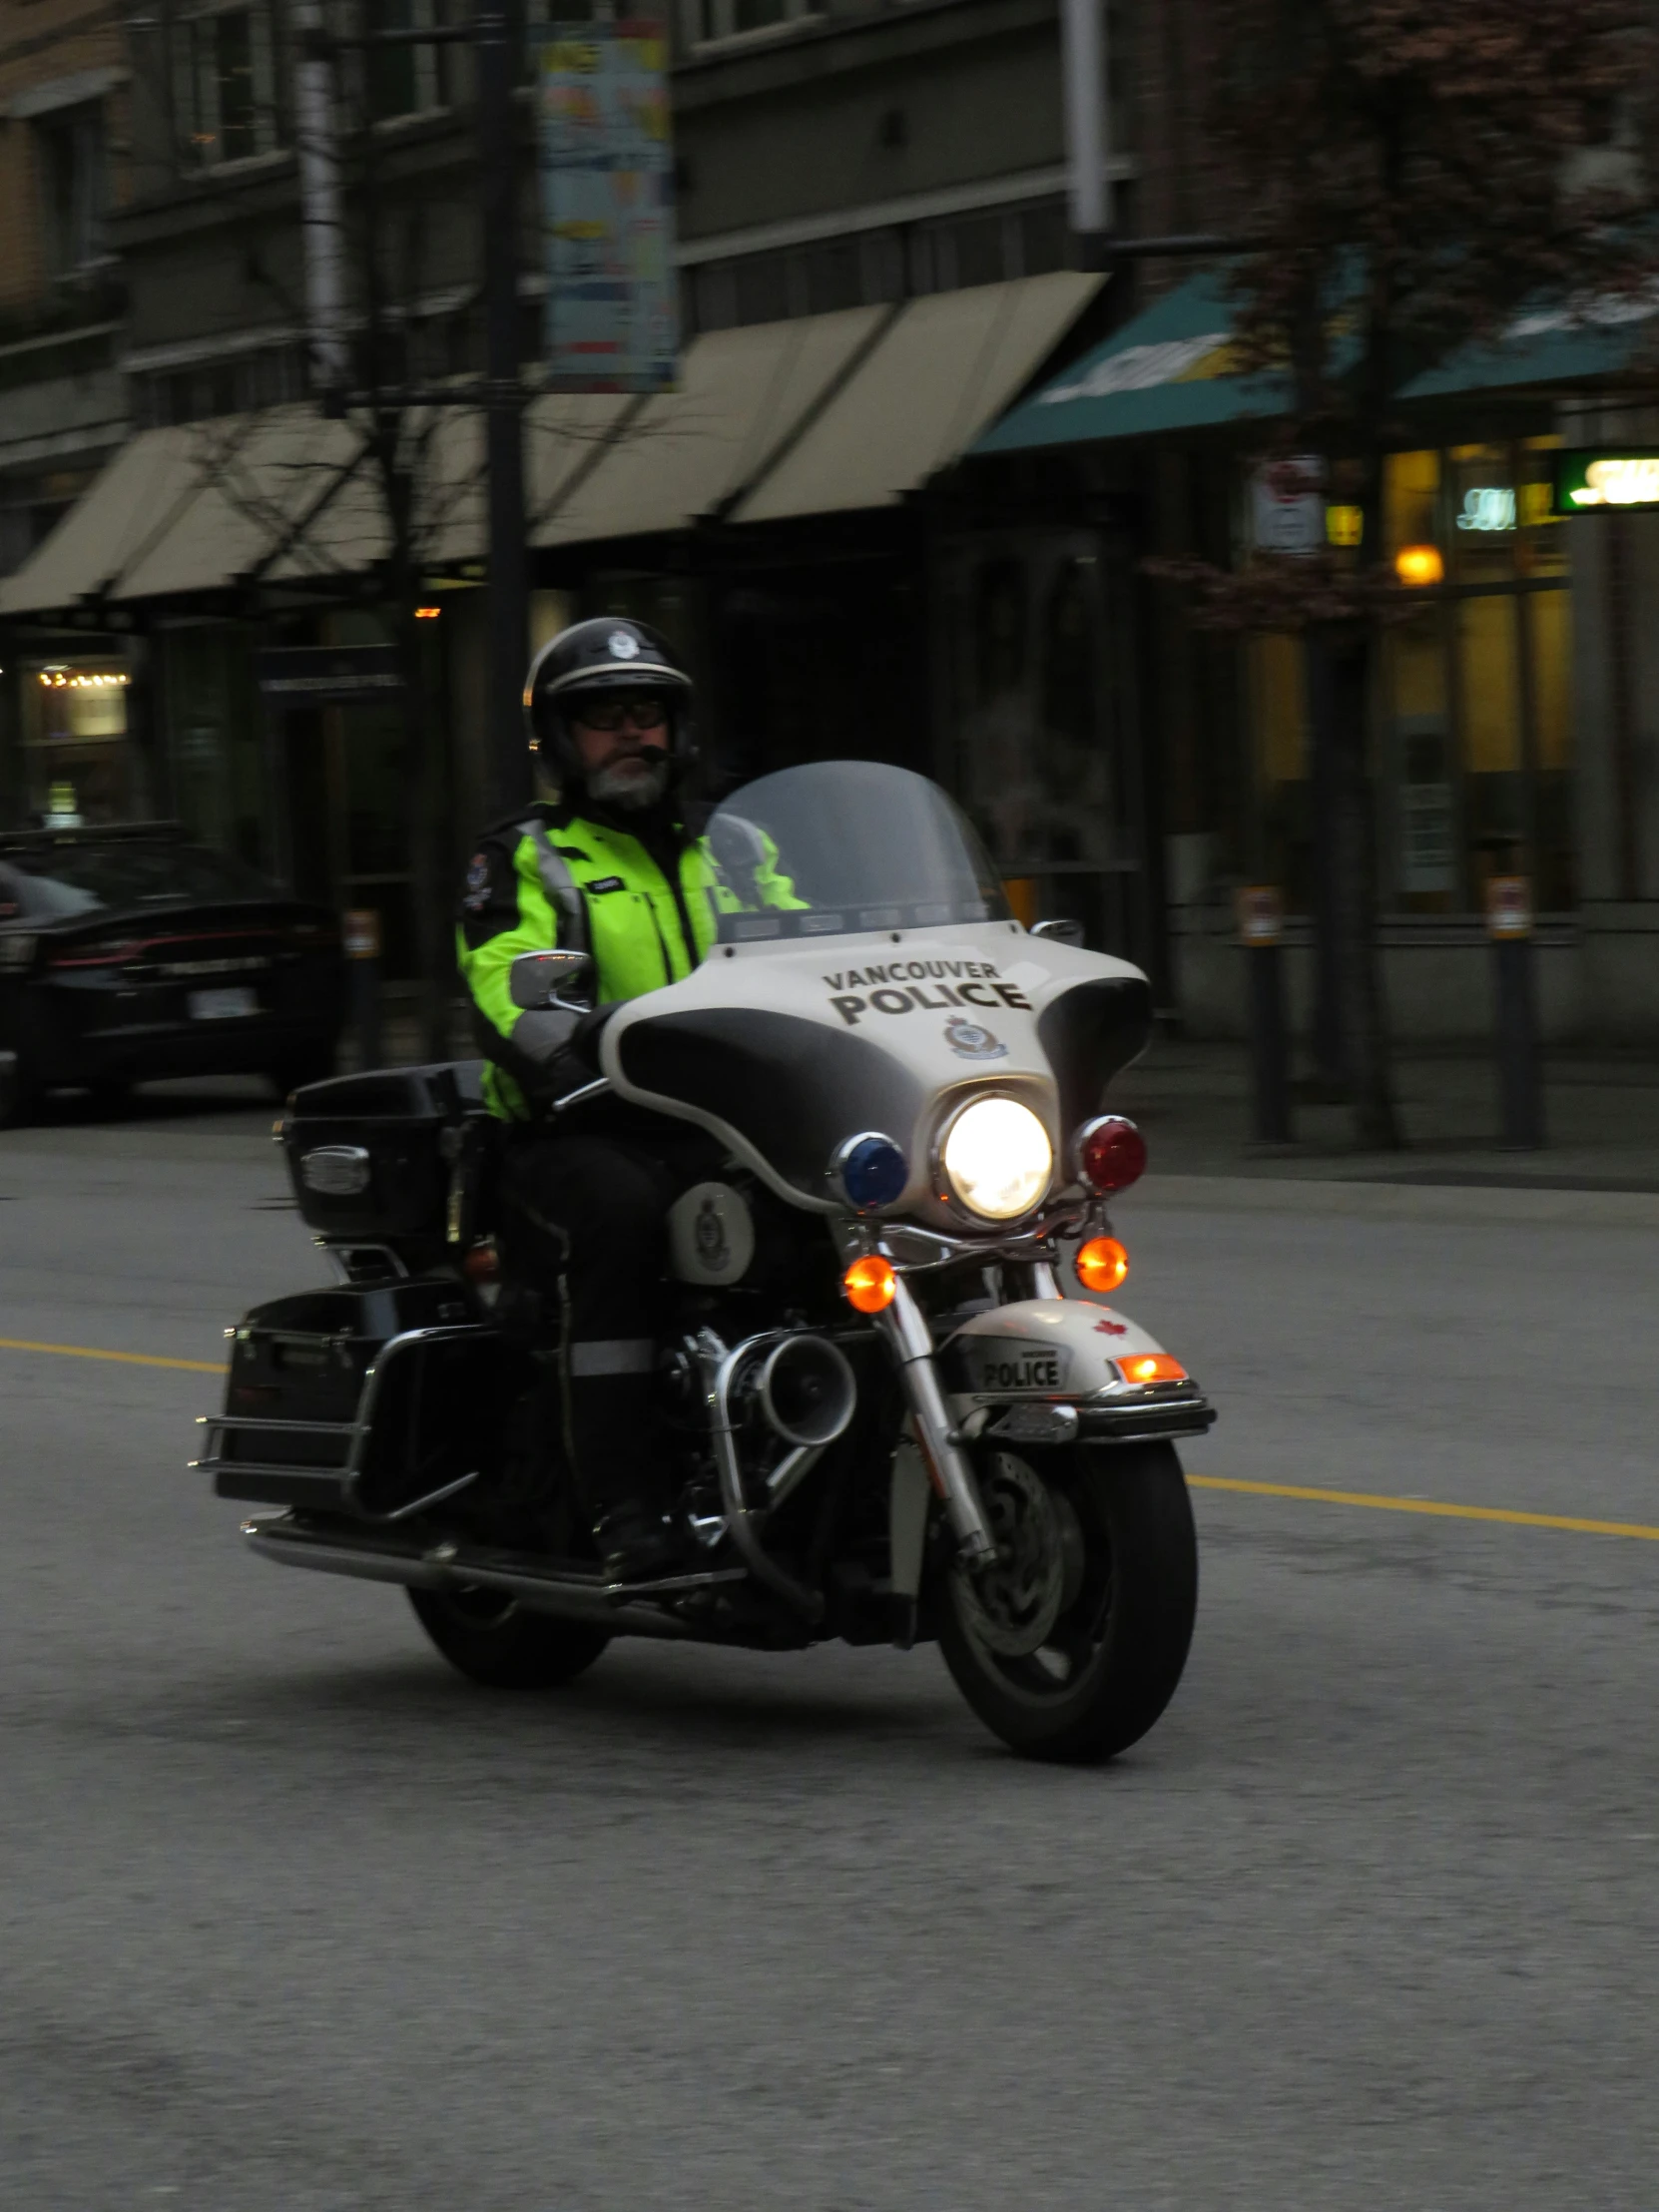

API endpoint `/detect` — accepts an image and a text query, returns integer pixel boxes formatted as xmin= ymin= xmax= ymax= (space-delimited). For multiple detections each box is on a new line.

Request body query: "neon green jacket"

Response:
xmin=456 ymin=801 xmax=795 ymax=1119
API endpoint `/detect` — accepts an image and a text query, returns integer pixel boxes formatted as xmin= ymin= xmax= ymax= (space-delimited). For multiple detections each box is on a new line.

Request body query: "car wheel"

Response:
xmin=0 ymin=1050 xmax=38 ymax=1130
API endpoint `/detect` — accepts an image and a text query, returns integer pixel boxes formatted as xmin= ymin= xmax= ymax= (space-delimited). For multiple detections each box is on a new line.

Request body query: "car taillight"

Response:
xmin=1075 ymin=1114 xmax=1147 ymax=1195
xmin=47 ymin=937 xmax=143 ymax=970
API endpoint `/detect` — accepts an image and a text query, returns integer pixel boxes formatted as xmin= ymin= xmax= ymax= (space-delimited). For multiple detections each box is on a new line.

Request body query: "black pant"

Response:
xmin=494 ymin=1114 xmax=703 ymax=1528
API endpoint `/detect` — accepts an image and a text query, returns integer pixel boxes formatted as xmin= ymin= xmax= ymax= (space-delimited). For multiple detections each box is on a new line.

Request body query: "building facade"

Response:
xmin=0 ymin=0 xmax=138 ymax=830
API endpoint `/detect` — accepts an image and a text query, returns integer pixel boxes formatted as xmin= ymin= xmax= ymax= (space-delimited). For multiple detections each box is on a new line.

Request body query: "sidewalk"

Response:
xmin=1111 ymin=1038 xmax=1659 ymax=1193
xmin=347 ymin=1000 xmax=1659 ymax=1195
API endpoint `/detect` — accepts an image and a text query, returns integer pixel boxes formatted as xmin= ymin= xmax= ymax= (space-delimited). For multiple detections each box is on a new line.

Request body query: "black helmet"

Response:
xmin=523 ymin=616 xmax=695 ymax=788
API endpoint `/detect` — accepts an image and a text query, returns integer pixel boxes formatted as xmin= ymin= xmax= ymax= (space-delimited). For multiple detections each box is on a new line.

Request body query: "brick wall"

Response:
xmin=0 ymin=0 xmax=126 ymax=314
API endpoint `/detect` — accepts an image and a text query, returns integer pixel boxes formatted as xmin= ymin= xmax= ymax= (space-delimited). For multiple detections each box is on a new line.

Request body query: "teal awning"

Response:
xmin=1399 ymin=294 xmax=1659 ymax=400
xmin=975 ymin=269 xmax=1659 ymax=457
xmin=971 ymin=273 xmax=1289 ymax=455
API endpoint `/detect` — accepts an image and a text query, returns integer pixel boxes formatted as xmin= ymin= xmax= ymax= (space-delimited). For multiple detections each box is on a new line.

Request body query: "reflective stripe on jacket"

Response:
xmin=456 ymin=803 xmax=795 ymax=1119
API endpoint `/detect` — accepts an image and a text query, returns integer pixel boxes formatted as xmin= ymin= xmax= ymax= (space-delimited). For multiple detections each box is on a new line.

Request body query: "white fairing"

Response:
xmin=944 ymin=1297 xmax=1169 ymax=1422
xmin=600 ymin=919 xmax=1146 ymax=1218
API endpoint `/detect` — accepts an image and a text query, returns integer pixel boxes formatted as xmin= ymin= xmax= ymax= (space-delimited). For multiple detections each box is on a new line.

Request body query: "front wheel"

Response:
xmin=408 ymin=1585 xmax=611 ymax=1689
xmin=935 ymin=1440 xmax=1197 ymax=1764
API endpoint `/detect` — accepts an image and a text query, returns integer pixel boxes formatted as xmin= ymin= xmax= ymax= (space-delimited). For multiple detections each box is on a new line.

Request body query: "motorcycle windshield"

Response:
xmin=704 ymin=762 xmax=1011 ymax=945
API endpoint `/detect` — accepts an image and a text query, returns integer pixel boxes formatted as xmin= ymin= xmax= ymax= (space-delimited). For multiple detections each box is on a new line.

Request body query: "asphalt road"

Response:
xmin=2 ymin=1083 xmax=1657 ymax=2210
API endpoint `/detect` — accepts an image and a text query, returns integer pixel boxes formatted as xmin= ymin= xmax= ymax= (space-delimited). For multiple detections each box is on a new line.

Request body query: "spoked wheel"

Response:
xmin=408 ymin=1584 xmax=611 ymax=1689
xmin=936 ymin=1440 xmax=1197 ymax=1764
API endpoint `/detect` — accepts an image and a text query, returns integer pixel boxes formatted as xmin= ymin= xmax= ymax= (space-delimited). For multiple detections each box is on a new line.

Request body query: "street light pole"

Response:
xmin=477 ymin=0 xmax=532 ymax=820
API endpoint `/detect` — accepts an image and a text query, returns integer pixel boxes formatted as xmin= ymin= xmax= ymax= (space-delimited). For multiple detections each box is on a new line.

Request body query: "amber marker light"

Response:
xmin=1075 ymin=1236 xmax=1129 ymax=1294
xmin=1394 ymin=543 xmax=1444 ymax=587
xmin=842 ymin=1254 xmax=897 ymax=1314
xmin=414 ymin=605 xmax=441 ymax=619
xmin=1118 ymin=1352 xmax=1188 ymax=1385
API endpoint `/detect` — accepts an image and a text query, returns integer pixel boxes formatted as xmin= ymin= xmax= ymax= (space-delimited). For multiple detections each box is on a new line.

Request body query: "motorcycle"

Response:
xmin=200 ymin=762 xmax=1214 ymax=1763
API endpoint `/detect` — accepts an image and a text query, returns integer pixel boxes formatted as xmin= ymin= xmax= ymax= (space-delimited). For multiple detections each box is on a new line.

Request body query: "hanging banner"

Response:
xmin=536 ymin=20 xmax=678 ymax=393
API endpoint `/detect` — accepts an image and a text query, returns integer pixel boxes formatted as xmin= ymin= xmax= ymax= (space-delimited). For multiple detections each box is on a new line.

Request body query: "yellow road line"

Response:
xmin=0 ymin=1336 xmax=223 ymax=1376
xmin=1188 ymin=1472 xmax=1659 ymax=1543
xmin=0 ymin=1333 xmax=1654 ymax=1539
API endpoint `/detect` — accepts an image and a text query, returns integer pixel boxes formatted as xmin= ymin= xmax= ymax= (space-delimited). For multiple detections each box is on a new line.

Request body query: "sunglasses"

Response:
xmin=573 ymin=697 xmax=669 ymax=734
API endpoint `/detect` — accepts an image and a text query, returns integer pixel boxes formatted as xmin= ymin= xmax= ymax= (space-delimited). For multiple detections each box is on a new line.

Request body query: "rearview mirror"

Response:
xmin=1030 ymin=917 xmax=1084 ymax=947
xmin=509 ymin=948 xmax=595 ymax=1011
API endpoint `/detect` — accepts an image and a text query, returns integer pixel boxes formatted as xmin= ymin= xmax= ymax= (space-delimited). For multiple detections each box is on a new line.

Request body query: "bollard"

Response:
xmin=342 ymin=907 xmax=383 ymax=1073
xmin=1487 ymin=875 xmax=1544 ymax=1149
xmin=1238 ymin=885 xmax=1293 ymax=1145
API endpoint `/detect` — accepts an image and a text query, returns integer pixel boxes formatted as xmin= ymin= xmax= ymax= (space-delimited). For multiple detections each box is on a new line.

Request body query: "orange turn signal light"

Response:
xmin=1118 ymin=1352 xmax=1187 ymax=1385
xmin=1074 ymin=1235 xmax=1129 ymax=1294
xmin=842 ymin=1254 xmax=897 ymax=1314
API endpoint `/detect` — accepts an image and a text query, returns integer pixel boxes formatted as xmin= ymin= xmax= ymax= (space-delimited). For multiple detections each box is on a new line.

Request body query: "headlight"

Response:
xmin=939 ymin=1097 xmax=1053 ymax=1222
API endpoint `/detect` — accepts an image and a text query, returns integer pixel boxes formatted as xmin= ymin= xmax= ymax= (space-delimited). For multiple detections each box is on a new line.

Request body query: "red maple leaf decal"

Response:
xmin=1094 ymin=1317 xmax=1128 ymax=1337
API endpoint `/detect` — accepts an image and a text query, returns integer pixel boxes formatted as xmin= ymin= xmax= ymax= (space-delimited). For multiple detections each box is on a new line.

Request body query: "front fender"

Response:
xmin=940 ymin=1298 xmax=1216 ymax=1442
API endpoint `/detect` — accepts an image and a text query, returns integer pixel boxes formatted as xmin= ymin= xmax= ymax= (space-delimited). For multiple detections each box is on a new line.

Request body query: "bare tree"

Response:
xmin=1156 ymin=0 xmax=1659 ymax=1147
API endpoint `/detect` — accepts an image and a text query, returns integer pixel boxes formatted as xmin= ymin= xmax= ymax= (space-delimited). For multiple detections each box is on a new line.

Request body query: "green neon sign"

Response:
xmin=1554 ymin=447 xmax=1659 ymax=514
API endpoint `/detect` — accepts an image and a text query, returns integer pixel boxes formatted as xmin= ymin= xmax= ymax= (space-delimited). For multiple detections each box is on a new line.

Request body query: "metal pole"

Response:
xmin=1060 ymin=0 xmax=1109 ymax=249
xmin=1488 ymin=876 xmax=1544 ymax=1148
xmin=478 ymin=0 xmax=532 ymax=821
xmin=293 ymin=0 xmax=348 ymax=403
xmin=1238 ymin=887 xmax=1294 ymax=1145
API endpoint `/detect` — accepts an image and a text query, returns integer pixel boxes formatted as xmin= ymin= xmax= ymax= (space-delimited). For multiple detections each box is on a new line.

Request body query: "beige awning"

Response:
xmin=529 ymin=305 xmax=890 ymax=546
xmin=0 ymin=277 xmax=1100 ymax=612
xmin=0 ymin=408 xmax=402 ymax=614
xmin=733 ymin=272 xmax=1103 ymax=523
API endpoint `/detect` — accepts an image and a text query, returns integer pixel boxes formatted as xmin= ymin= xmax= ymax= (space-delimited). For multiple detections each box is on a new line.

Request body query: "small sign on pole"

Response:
xmin=1237 ymin=884 xmax=1286 ymax=945
xmin=1485 ymin=875 xmax=1533 ymax=939
xmin=1250 ymin=456 xmax=1325 ymax=556
xmin=342 ymin=909 xmax=382 ymax=960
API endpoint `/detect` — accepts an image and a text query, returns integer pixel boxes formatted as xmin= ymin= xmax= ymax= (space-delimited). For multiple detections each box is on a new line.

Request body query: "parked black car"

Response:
xmin=0 ymin=824 xmax=345 ymax=1124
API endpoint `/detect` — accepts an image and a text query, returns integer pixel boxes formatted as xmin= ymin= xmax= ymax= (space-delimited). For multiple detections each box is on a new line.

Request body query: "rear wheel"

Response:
xmin=936 ymin=1440 xmax=1197 ymax=1764
xmin=408 ymin=1584 xmax=611 ymax=1689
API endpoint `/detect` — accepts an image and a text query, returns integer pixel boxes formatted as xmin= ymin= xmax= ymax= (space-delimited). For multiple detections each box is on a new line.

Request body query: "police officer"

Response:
xmin=456 ymin=616 xmax=719 ymax=1584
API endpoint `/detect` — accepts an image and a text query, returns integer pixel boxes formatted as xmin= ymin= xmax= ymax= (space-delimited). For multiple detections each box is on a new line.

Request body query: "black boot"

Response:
xmin=593 ymin=1498 xmax=684 ymax=1584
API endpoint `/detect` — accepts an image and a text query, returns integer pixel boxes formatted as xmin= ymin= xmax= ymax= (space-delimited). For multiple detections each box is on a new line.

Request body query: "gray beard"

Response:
xmin=586 ymin=755 xmax=671 ymax=812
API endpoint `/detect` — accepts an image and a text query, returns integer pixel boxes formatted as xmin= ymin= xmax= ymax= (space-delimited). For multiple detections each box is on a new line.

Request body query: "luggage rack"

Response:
xmin=194 ymin=1322 xmax=493 ymax=1522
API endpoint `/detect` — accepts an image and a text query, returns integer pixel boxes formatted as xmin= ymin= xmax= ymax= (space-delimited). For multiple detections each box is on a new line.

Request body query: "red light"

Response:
xmin=1077 ymin=1115 xmax=1147 ymax=1195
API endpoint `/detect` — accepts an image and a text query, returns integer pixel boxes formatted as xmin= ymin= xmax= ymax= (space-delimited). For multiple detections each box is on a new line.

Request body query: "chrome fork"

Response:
xmin=875 ymin=1275 xmax=996 ymax=1563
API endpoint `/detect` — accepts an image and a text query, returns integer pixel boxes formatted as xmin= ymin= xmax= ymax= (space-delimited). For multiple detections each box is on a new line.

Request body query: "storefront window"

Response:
xmin=1382 ymin=609 xmax=1454 ymax=903
xmin=163 ymin=627 xmax=270 ymax=869
xmin=1371 ymin=440 xmax=1573 ymax=911
xmin=19 ymin=659 xmax=146 ymax=826
xmin=1383 ymin=448 xmax=1439 ymax=558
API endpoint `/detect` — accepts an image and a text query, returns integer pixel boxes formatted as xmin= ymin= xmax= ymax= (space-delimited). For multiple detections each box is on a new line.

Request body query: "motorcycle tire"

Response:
xmin=407 ymin=1585 xmax=612 ymax=1689
xmin=936 ymin=1439 xmax=1197 ymax=1765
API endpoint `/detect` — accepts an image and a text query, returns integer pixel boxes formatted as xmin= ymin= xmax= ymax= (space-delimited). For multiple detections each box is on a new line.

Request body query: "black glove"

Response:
xmin=570 ymin=1001 xmax=620 ymax=1072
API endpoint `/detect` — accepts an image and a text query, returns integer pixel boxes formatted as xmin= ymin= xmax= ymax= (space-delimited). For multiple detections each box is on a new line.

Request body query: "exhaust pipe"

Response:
xmin=242 ymin=1515 xmax=742 ymax=1639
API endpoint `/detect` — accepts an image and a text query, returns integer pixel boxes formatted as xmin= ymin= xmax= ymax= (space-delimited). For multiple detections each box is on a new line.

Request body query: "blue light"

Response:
xmin=836 ymin=1133 xmax=908 ymax=1211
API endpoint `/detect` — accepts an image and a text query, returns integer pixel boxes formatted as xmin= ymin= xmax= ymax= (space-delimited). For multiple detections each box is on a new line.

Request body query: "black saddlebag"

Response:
xmin=200 ymin=1278 xmax=532 ymax=1519
xmin=280 ymin=1061 xmax=492 ymax=1262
